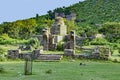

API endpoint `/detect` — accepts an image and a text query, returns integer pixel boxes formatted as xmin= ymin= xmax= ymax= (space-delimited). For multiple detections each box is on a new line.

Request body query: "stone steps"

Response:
xmin=37 ymin=54 xmax=63 ymax=61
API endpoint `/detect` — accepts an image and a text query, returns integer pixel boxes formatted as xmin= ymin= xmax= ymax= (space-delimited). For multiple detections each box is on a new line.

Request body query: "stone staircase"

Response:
xmin=37 ymin=54 xmax=63 ymax=61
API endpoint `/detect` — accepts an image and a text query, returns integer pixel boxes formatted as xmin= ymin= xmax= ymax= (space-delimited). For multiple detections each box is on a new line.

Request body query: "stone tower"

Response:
xmin=50 ymin=17 xmax=67 ymax=36
xmin=42 ymin=28 xmax=50 ymax=50
xmin=63 ymin=30 xmax=76 ymax=50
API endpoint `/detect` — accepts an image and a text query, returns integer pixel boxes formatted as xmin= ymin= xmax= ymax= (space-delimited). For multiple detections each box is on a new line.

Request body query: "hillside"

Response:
xmin=36 ymin=0 xmax=120 ymax=42
xmin=74 ymin=0 xmax=120 ymax=25
xmin=46 ymin=0 xmax=120 ymax=26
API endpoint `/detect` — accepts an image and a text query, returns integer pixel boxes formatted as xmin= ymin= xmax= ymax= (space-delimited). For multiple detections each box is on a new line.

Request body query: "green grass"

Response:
xmin=0 ymin=61 xmax=120 ymax=80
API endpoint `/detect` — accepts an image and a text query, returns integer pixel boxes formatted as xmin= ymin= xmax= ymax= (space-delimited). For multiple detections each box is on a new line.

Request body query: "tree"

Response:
xmin=65 ymin=19 xmax=76 ymax=33
xmin=19 ymin=19 xmax=37 ymax=39
xmin=99 ymin=22 xmax=120 ymax=43
xmin=36 ymin=14 xmax=39 ymax=21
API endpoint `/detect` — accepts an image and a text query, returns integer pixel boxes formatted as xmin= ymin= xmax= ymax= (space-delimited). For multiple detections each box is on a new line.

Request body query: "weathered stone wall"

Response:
xmin=64 ymin=49 xmax=75 ymax=56
xmin=37 ymin=54 xmax=63 ymax=61
xmin=8 ymin=50 xmax=19 ymax=59
xmin=32 ymin=49 xmax=40 ymax=59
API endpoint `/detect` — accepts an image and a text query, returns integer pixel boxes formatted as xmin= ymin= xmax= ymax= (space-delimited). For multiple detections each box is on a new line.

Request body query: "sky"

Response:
xmin=0 ymin=0 xmax=84 ymax=23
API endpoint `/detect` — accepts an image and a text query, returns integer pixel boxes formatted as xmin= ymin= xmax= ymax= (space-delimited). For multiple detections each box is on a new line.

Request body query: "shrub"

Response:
xmin=0 ymin=47 xmax=6 ymax=61
xmin=90 ymin=38 xmax=109 ymax=45
xmin=27 ymin=38 xmax=40 ymax=49
xmin=0 ymin=34 xmax=28 ymax=45
xmin=45 ymin=69 xmax=52 ymax=74
xmin=99 ymin=22 xmax=120 ymax=43
xmin=118 ymin=49 xmax=120 ymax=54
xmin=57 ymin=42 xmax=64 ymax=51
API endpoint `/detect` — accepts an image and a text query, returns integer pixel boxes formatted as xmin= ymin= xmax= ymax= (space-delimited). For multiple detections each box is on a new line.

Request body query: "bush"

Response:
xmin=99 ymin=22 xmax=120 ymax=43
xmin=0 ymin=55 xmax=6 ymax=61
xmin=27 ymin=38 xmax=40 ymax=49
xmin=45 ymin=69 xmax=52 ymax=74
xmin=0 ymin=47 xmax=6 ymax=61
xmin=0 ymin=34 xmax=28 ymax=45
xmin=90 ymin=38 xmax=109 ymax=45
xmin=118 ymin=49 xmax=120 ymax=54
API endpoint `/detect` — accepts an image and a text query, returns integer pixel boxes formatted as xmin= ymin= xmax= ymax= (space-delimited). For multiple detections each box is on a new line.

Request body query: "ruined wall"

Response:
xmin=8 ymin=50 xmax=19 ymax=59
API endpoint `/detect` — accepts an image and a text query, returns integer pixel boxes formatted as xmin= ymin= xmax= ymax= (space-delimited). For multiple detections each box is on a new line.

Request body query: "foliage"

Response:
xmin=99 ymin=46 xmax=110 ymax=57
xmin=83 ymin=38 xmax=90 ymax=46
xmin=35 ymin=16 xmax=54 ymax=34
xmin=64 ymin=19 xmax=76 ymax=33
xmin=118 ymin=48 xmax=120 ymax=54
xmin=0 ymin=47 xmax=6 ymax=61
xmin=0 ymin=47 xmax=5 ymax=55
xmin=90 ymin=38 xmax=109 ymax=45
xmin=27 ymin=38 xmax=40 ymax=49
xmin=57 ymin=41 xmax=64 ymax=51
xmin=110 ymin=43 xmax=120 ymax=53
xmin=99 ymin=22 xmax=120 ymax=43
xmin=0 ymin=19 xmax=37 ymax=39
xmin=45 ymin=69 xmax=52 ymax=74
xmin=0 ymin=34 xmax=28 ymax=45
xmin=19 ymin=19 xmax=37 ymax=39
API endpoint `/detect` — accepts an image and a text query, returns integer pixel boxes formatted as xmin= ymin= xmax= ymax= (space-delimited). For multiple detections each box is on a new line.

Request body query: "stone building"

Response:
xmin=8 ymin=50 xmax=19 ymax=59
xmin=50 ymin=17 xmax=67 ymax=36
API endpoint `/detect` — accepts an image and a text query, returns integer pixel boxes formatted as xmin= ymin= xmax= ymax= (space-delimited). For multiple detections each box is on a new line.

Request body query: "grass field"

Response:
xmin=0 ymin=61 xmax=120 ymax=80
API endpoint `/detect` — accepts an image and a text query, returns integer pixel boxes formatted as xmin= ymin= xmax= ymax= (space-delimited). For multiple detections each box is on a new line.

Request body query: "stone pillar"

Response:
xmin=42 ymin=28 xmax=50 ymax=51
xmin=49 ymin=35 xmax=57 ymax=50
xmin=24 ymin=55 xmax=32 ymax=75
xmin=64 ymin=30 xmax=75 ymax=50
xmin=70 ymin=30 xmax=76 ymax=50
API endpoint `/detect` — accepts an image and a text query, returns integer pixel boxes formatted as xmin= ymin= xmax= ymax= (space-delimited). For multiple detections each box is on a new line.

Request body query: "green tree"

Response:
xmin=99 ymin=22 xmax=120 ymax=43
xmin=19 ymin=19 xmax=37 ymax=39
xmin=65 ymin=19 xmax=76 ymax=33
